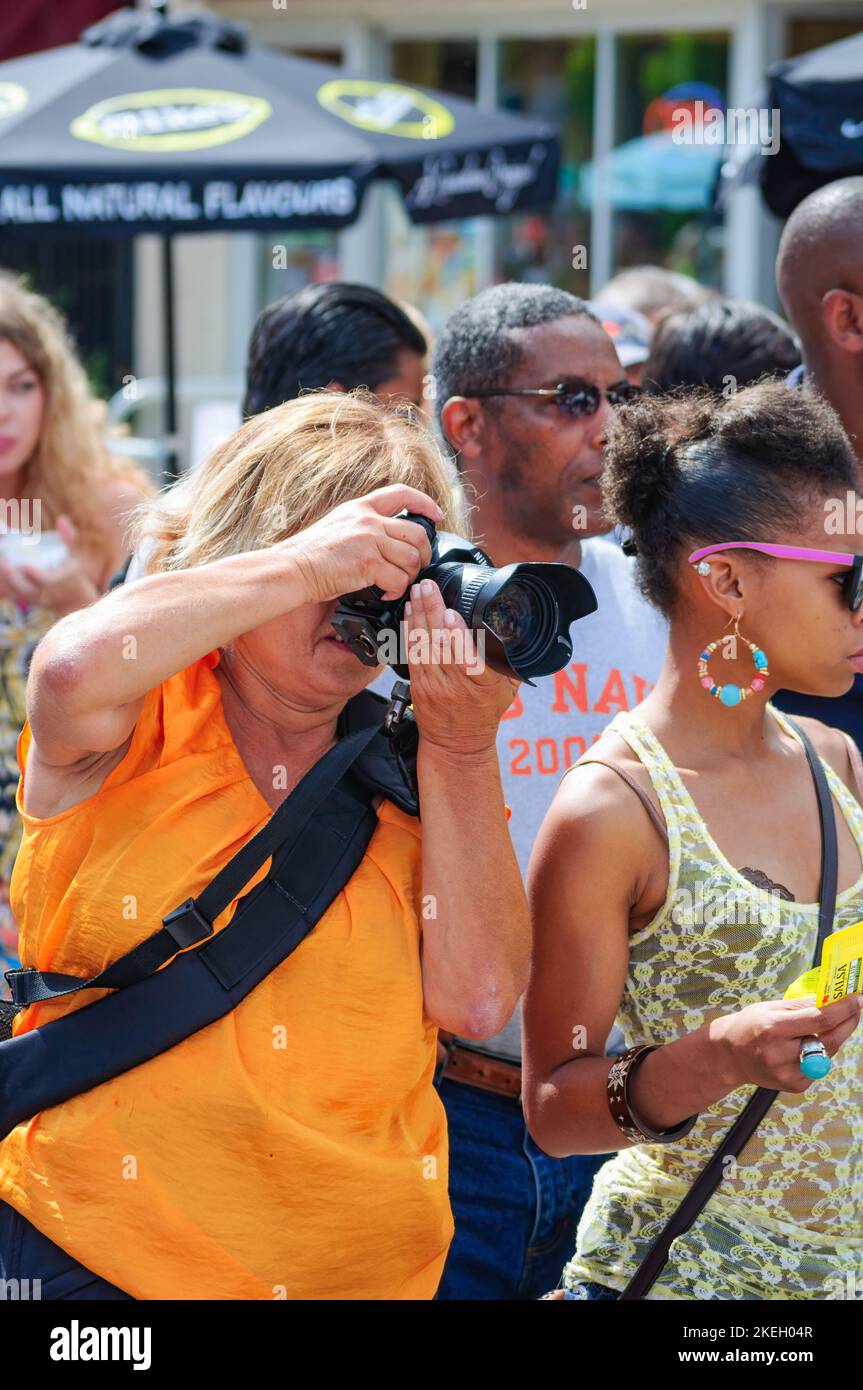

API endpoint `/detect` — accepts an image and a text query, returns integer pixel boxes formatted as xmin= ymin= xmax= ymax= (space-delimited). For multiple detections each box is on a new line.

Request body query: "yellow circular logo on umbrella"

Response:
xmin=0 ymin=84 xmax=28 ymax=121
xmin=70 ymin=88 xmax=271 ymax=152
xmin=317 ymin=80 xmax=454 ymax=140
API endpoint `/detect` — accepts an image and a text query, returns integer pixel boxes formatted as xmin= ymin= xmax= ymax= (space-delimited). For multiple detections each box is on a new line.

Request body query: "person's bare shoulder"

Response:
xmin=558 ymin=726 xmax=662 ymax=823
xmin=534 ymin=728 xmax=667 ymax=902
xmin=104 ymin=476 xmax=149 ymax=526
xmin=786 ymin=714 xmax=858 ymax=798
xmin=94 ymin=476 xmax=150 ymax=586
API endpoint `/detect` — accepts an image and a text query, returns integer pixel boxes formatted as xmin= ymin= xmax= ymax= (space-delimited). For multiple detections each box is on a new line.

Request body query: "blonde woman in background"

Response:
xmin=0 ymin=272 xmax=152 ymax=983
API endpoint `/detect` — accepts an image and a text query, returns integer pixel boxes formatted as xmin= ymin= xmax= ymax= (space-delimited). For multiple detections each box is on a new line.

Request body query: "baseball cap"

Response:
xmin=588 ymin=300 xmax=652 ymax=369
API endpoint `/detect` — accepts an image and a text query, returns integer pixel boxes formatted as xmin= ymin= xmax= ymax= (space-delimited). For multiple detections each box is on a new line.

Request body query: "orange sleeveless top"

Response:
xmin=0 ymin=651 xmax=451 ymax=1300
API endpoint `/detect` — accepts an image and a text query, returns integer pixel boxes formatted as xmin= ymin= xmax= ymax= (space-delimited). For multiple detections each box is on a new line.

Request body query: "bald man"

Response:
xmin=776 ymin=176 xmax=863 ymax=468
xmin=772 ymin=177 xmax=863 ymax=749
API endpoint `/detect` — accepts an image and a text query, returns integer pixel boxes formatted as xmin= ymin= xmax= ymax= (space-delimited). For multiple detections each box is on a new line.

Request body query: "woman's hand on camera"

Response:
xmin=282 ymin=485 xmax=441 ymax=605
xmin=404 ymin=578 xmax=519 ymax=758
xmin=709 ymin=993 xmax=862 ymax=1094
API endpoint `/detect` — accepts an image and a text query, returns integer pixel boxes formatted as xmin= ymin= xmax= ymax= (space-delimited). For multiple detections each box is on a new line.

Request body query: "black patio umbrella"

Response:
xmin=715 ymin=30 xmax=863 ymax=219
xmin=0 ymin=2 xmax=559 ymax=471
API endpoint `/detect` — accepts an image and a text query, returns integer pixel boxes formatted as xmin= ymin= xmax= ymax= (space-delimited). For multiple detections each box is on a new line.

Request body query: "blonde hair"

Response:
xmin=0 ymin=270 xmax=152 ymax=555
xmin=131 ymin=389 xmax=467 ymax=575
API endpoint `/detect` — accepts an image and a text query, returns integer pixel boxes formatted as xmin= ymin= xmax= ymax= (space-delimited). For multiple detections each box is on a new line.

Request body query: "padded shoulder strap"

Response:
xmin=0 ymin=727 xmax=390 ymax=1137
xmin=7 ymin=706 xmax=397 ymax=1007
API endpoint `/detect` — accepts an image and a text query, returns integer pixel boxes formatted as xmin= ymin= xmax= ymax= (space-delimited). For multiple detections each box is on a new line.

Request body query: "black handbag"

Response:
xmin=618 ymin=718 xmax=840 ymax=1299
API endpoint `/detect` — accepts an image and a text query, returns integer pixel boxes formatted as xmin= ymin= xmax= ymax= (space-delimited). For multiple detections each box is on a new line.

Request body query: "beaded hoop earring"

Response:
xmin=697 ymin=615 xmax=769 ymax=708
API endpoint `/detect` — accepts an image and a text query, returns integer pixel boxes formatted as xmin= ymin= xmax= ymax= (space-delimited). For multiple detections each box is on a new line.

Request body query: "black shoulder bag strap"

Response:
xmin=0 ymin=708 xmax=411 ymax=1142
xmin=618 ymin=717 xmax=839 ymax=1300
xmin=5 ymin=724 xmax=379 ymax=1009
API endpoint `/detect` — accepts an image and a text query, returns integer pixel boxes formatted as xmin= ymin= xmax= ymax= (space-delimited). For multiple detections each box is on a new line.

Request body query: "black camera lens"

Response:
xmin=483 ymin=583 xmax=540 ymax=649
xmin=481 ymin=574 xmax=557 ymax=669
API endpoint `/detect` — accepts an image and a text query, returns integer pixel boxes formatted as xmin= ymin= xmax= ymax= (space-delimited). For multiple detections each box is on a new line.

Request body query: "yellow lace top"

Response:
xmin=564 ymin=706 xmax=863 ymax=1301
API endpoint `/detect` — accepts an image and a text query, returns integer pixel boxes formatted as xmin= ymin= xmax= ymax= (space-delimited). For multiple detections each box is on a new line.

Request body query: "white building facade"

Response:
xmin=133 ymin=0 xmax=863 ymax=426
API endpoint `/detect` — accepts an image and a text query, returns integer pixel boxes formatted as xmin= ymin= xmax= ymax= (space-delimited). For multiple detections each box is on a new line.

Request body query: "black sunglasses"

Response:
xmin=845 ymin=555 xmax=863 ymax=611
xmin=838 ymin=555 xmax=863 ymax=611
xmin=466 ymin=378 xmax=641 ymax=418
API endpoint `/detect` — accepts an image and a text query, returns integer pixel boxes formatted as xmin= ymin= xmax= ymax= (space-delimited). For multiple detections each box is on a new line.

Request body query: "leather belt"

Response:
xmin=437 ymin=1033 xmax=521 ymax=1100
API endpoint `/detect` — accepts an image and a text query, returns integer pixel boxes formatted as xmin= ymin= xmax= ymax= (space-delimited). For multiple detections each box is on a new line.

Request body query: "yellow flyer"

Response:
xmin=784 ymin=919 xmax=863 ymax=1004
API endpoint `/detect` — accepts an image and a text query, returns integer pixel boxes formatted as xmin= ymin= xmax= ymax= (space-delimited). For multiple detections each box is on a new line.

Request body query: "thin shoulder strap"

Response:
xmin=841 ymin=730 xmax=863 ymax=805
xmin=567 ymin=757 xmax=669 ymax=843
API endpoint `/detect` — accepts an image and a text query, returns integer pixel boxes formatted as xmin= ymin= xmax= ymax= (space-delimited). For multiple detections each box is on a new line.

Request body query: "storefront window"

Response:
xmin=495 ymin=39 xmax=596 ymax=296
xmin=255 ymin=47 xmax=342 ymax=312
xmin=389 ymin=41 xmax=477 ymax=100
xmin=605 ymin=31 xmax=729 ymax=286
xmin=385 ymin=41 xmax=480 ymax=333
xmin=788 ymin=19 xmax=863 ymax=56
xmin=382 ymin=195 xmax=483 ymax=335
xmin=1 ymin=236 xmax=133 ymax=401
xmin=260 ymin=231 xmax=340 ymax=306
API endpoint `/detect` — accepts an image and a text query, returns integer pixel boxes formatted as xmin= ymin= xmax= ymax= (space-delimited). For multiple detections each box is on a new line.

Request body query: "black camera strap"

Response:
xmin=5 ymin=723 xmax=380 ymax=1009
xmin=0 ymin=690 xmax=418 ymax=1141
xmin=618 ymin=717 xmax=839 ymax=1300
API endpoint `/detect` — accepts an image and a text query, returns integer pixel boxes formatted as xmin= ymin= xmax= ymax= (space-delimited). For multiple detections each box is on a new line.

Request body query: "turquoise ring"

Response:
xmin=799 ymin=1037 xmax=831 ymax=1080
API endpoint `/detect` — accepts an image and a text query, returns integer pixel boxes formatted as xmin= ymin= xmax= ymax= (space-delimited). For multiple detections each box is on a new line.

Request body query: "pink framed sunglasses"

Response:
xmin=688 ymin=542 xmax=863 ymax=612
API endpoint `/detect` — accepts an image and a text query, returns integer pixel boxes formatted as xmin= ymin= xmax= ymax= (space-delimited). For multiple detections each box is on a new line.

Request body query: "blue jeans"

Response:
xmin=436 ymin=1077 xmax=611 ymax=1300
xmin=0 ymin=1198 xmax=134 ymax=1300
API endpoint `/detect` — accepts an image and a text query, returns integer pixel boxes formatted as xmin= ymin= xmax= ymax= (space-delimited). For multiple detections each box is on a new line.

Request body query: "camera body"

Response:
xmin=331 ymin=511 xmax=597 ymax=684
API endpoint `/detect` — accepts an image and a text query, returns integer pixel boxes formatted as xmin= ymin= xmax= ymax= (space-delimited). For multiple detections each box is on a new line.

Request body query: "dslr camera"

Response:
xmin=331 ymin=511 xmax=597 ymax=684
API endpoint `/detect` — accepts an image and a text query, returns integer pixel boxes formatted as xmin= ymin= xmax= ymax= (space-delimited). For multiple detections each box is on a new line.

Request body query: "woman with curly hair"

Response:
xmin=0 ymin=272 xmax=152 ymax=981
xmin=524 ymin=380 xmax=863 ymax=1300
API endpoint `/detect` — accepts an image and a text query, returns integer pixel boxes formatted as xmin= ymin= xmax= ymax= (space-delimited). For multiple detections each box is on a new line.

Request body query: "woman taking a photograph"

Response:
xmin=525 ymin=380 xmax=863 ymax=1300
xmin=0 ymin=272 xmax=151 ymax=981
xmin=0 ymin=391 xmax=527 ymax=1300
